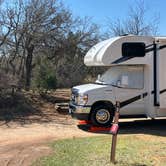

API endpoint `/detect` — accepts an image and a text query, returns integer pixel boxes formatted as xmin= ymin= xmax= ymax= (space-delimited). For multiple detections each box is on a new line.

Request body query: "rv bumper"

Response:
xmin=69 ymin=103 xmax=91 ymax=120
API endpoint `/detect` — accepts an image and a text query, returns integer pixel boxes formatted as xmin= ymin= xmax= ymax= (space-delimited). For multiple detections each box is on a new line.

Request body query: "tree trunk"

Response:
xmin=25 ymin=45 xmax=34 ymax=91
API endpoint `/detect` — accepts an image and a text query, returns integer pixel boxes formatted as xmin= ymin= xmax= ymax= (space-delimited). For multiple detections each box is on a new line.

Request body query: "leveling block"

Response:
xmin=78 ymin=120 xmax=119 ymax=134
xmin=78 ymin=120 xmax=91 ymax=125
xmin=89 ymin=126 xmax=112 ymax=132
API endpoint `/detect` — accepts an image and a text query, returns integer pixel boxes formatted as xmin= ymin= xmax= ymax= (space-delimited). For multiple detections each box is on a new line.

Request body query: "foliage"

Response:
xmin=34 ymin=58 xmax=57 ymax=90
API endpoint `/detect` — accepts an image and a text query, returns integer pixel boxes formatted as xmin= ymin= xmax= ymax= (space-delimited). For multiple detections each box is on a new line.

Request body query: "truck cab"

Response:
xmin=69 ymin=64 xmax=145 ymax=126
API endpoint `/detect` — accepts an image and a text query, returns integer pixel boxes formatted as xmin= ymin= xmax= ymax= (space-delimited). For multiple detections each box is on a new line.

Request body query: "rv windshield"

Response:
xmin=96 ymin=65 xmax=144 ymax=89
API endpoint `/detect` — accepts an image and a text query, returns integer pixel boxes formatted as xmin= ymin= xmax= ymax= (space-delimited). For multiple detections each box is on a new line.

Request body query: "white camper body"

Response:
xmin=69 ymin=35 xmax=166 ymax=126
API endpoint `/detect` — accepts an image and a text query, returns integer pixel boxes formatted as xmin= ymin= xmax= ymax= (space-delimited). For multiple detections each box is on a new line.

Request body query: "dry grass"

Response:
xmin=36 ymin=135 xmax=166 ymax=166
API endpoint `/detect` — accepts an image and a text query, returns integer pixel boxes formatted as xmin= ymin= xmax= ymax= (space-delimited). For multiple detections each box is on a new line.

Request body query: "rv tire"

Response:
xmin=91 ymin=105 xmax=114 ymax=127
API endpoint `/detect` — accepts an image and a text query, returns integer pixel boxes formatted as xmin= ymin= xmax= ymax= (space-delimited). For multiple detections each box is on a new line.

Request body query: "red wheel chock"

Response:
xmin=78 ymin=120 xmax=91 ymax=125
xmin=78 ymin=120 xmax=113 ymax=132
xmin=89 ymin=126 xmax=112 ymax=132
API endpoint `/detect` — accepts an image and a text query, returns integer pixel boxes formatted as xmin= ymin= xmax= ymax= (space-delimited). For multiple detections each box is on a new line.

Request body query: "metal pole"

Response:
xmin=110 ymin=101 xmax=120 ymax=164
xmin=111 ymin=134 xmax=117 ymax=164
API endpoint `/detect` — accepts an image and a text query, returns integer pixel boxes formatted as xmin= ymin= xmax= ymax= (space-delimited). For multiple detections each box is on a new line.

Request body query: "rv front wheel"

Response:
xmin=91 ymin=105 xmax=114 ymax=127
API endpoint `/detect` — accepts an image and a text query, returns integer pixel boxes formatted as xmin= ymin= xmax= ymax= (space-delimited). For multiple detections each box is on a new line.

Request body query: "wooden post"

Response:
xmin=110 ymin=101 xmax=120 ymax=164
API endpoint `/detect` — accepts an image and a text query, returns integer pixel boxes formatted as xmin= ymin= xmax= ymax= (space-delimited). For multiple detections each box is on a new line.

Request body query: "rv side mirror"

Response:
xmin=122 ymin=42 xmax=146 ymax=57
xmin=97 ymin=74 xmax=101 ymax=80
xmin=121 ymin=75 xmax=129 ymax=86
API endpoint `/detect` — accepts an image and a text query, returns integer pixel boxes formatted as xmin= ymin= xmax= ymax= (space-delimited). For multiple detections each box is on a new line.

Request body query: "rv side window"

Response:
xmin=98 ymin=65 xmax=144 ymax=89
xmin=119 ymin=66 xmax=144 ymax=89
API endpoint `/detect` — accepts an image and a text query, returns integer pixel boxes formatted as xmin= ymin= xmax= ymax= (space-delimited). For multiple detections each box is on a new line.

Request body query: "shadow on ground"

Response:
xmin=78 ymin=119 xmax=166 ymax=137
xmin=119 ymin=119 xmax=166 ymax=136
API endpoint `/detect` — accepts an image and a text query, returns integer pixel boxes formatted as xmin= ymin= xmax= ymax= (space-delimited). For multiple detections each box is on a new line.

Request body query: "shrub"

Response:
xmin=33 ymin=59 xmax=57 ymax=90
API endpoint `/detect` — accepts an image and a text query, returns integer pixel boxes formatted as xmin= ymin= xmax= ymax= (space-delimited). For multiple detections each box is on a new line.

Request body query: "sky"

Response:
xmin=62 ymin=0 xmax=166 ymax=35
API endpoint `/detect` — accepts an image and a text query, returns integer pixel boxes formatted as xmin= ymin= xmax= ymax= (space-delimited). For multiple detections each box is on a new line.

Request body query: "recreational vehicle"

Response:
xmin=69 ymin=35 xmax=166 ymax=126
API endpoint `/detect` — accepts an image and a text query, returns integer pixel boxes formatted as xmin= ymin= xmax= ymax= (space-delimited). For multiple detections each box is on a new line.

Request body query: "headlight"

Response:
xmin=77 ymin=94 xmax=88 ymax=105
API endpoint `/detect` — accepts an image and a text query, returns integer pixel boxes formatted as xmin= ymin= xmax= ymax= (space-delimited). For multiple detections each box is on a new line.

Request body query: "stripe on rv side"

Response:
xmin=119 ymin=89 xmax=166 ymax=108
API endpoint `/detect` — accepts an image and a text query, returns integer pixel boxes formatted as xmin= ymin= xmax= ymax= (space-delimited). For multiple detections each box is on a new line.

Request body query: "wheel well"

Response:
xmin=89 ymin=101 xmax=115 ymax=119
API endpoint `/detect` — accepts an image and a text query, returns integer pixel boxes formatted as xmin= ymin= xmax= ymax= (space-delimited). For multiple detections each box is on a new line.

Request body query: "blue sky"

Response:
xmin=62 ymin=0 xmax=166 ymax=35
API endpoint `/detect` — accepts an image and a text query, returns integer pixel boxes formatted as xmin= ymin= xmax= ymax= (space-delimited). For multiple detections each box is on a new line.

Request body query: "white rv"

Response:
xmin=69 ymin=35 xmax=166 ymax=126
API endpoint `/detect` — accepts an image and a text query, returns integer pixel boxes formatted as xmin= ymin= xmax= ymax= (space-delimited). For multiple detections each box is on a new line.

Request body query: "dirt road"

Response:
xmin=0 ymin=90 xmax=98 ymax=166
xmin=0 ymin=115 xmax=100 ymax=166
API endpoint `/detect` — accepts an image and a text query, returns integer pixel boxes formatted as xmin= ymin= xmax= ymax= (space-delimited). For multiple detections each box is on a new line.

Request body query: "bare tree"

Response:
xmin=22 ymin=0 xmax=73 ymax=90
xmin=106 ymin=0 xmax=159 ymax=36
xmin=54 ymin=17 xmax=100 ymax=87
xmin=39 ymin=16 xmax=100 ymax=87
xmin=0 ymin=0 xmax=73 ymax=90
xmin=0 ymin=0 xmax=101 ymax=89
xmin=0 ymin=1 xmax=13 ymax=47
